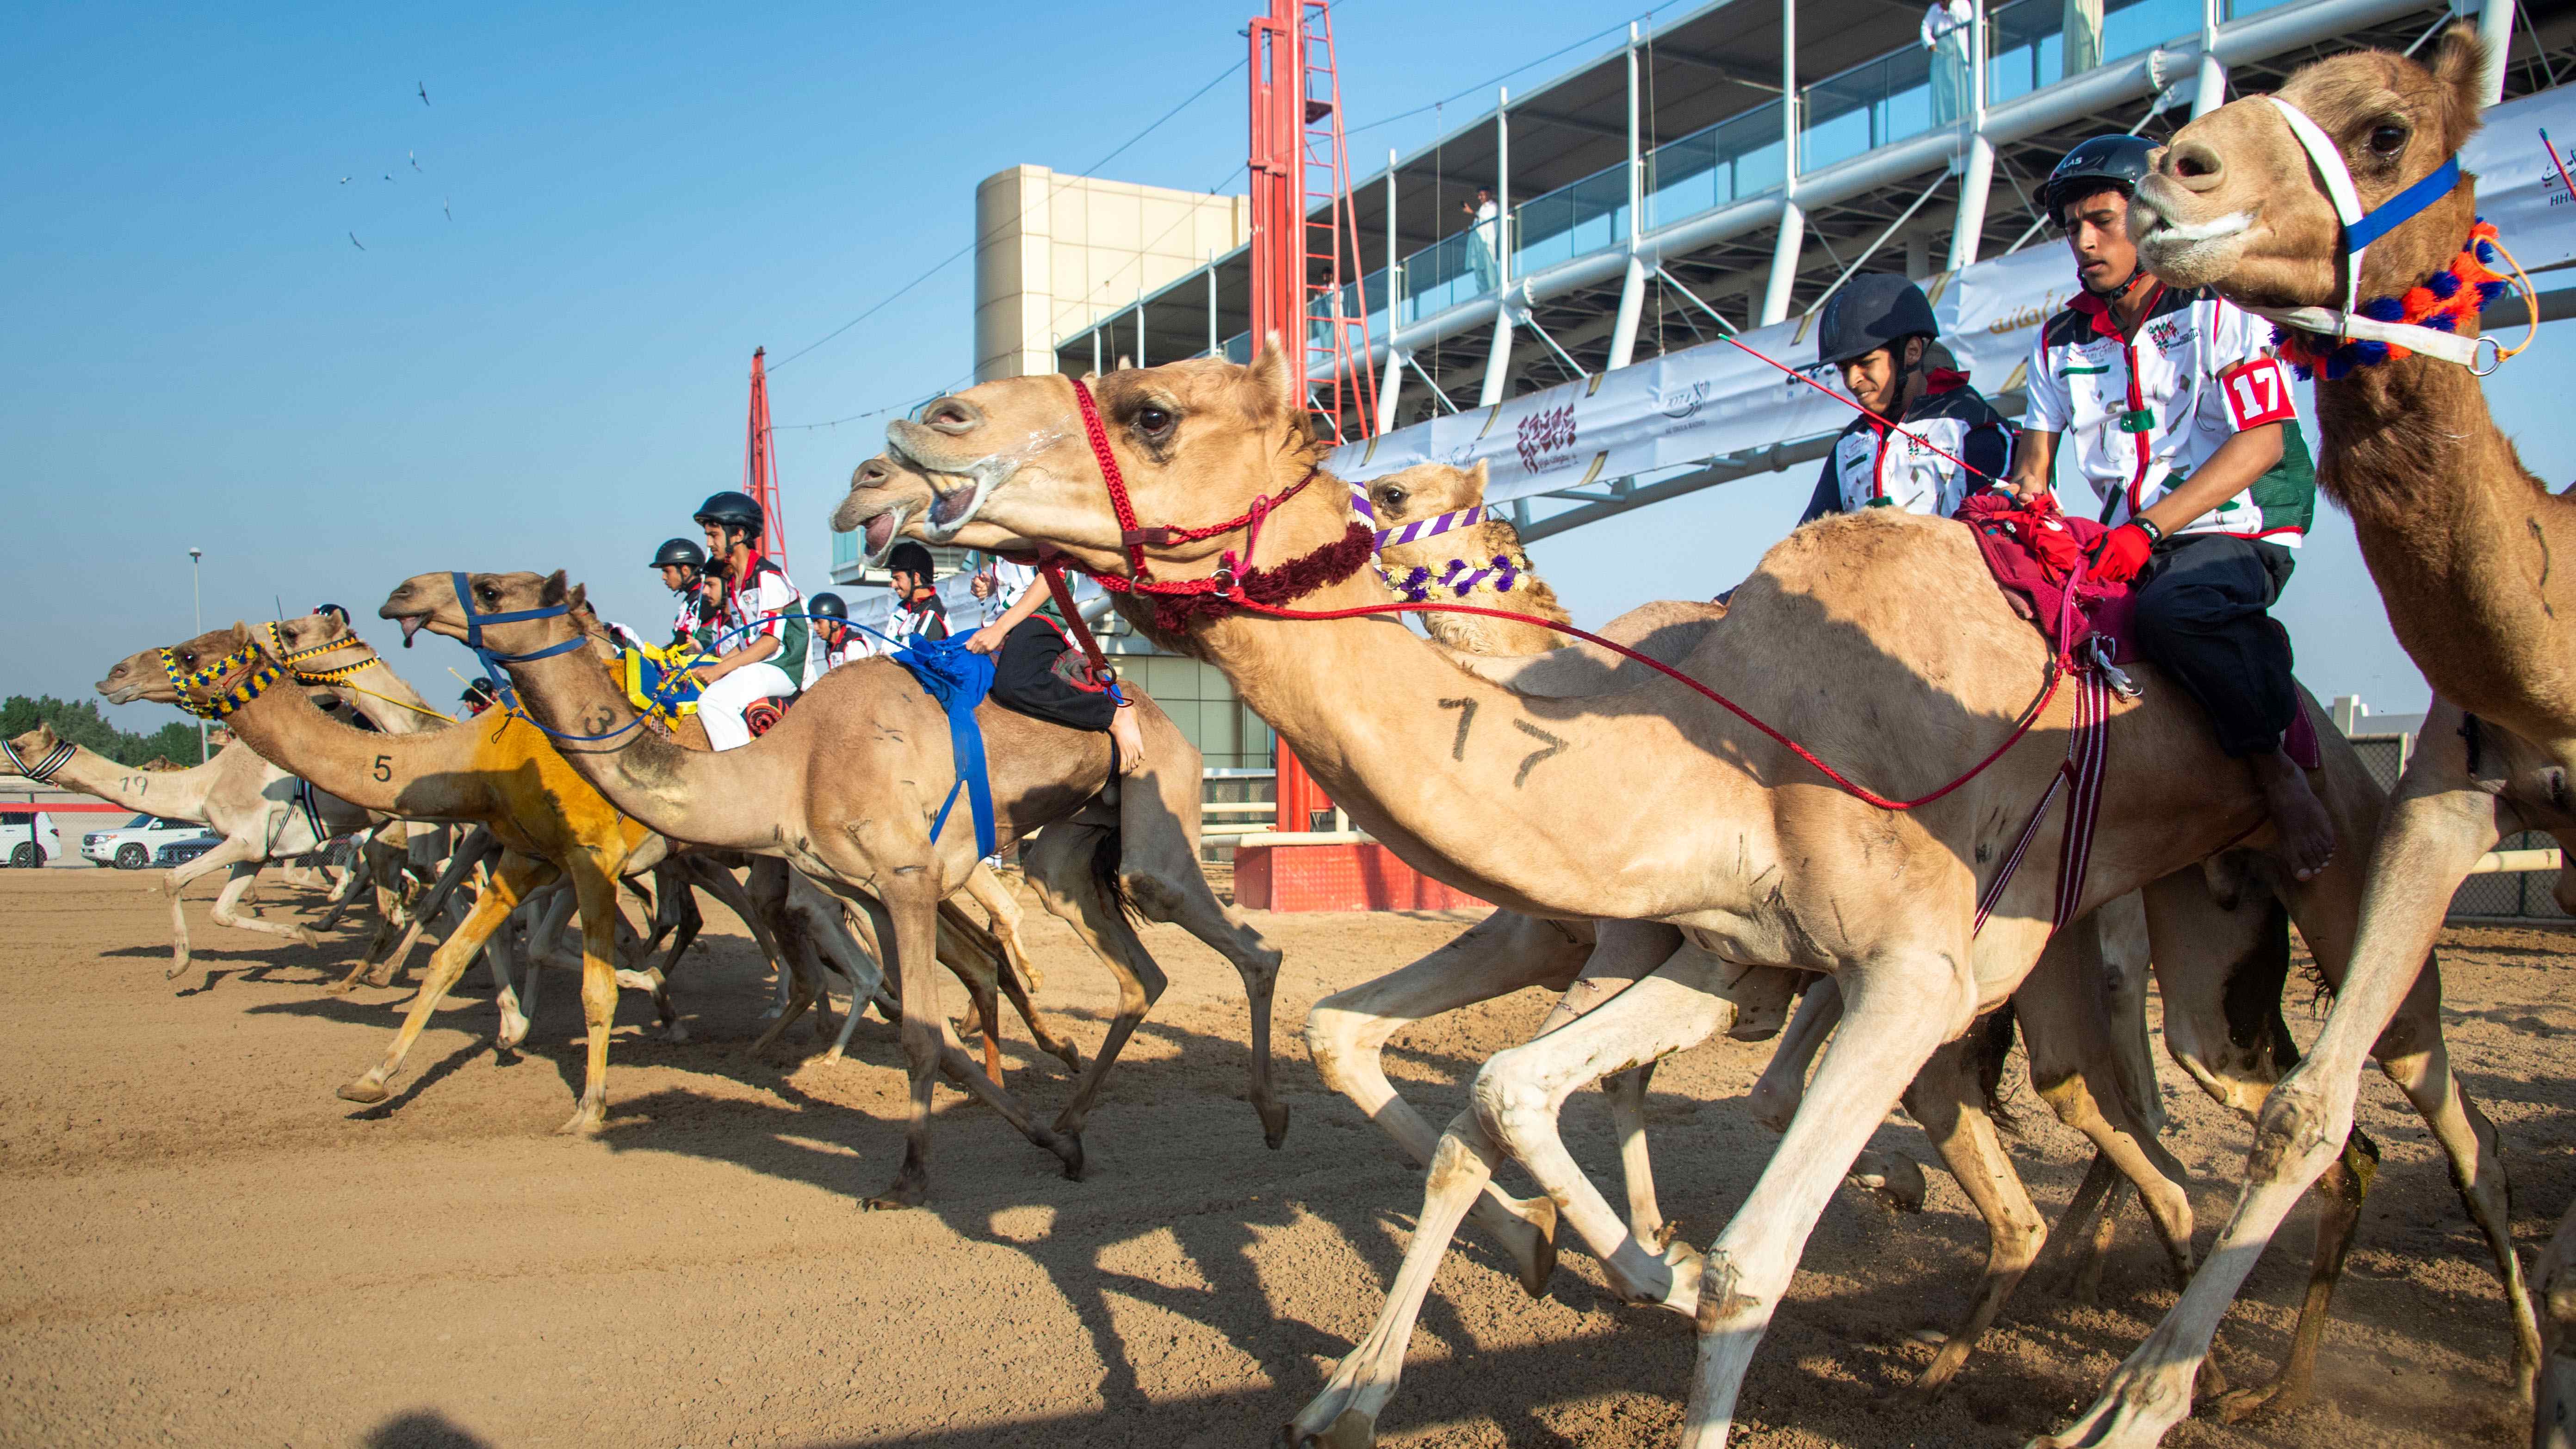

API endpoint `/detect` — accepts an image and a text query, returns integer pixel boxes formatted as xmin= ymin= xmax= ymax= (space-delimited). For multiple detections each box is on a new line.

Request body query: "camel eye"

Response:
xmin=1135 ymin=402 xmax=1176 ymax=437
xmin=1376 ymin=487 xmax=1407 ymax=511
xmin=476 ymin=582 xmax=499 ymax=603
xmin=2366 ymin=122 xmax=2408 ymax=157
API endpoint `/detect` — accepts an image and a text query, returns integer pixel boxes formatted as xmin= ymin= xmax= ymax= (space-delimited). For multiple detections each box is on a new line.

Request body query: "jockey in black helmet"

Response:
xmin=688 ymin=490 xmax=816 ymax=750
xmin=806 ymin=591 xmax=857 ymax=670
xmin=2007 ymin=132 xmax=2333 ymax=879
xmin=1799 ymin=273 xmax=2010 ymax=524
xmin=650 ymin=537 xmax=714 ymax=651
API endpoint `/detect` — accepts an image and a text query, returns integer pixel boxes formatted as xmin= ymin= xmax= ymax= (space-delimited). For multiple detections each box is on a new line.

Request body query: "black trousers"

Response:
xmin=989 ymin=617 xmax=1118 ymax=732
xmin=2131 ymin=532 xmax=2299 ymax=759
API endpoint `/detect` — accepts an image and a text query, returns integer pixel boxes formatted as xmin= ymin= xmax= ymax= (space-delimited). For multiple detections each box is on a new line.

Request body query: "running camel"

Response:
xmin=866 ymin=344 xmax=2515 ymax=1447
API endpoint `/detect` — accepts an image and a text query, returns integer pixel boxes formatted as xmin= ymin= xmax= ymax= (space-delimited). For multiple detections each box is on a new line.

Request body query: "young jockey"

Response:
xmin=881 ymin=543 xmax=951 ymax=646
xmin=807 ymin=592 xmax=860 ymax=669
xmin=965 ymin=551 xmax=1146 ymax=776
xmin=689 ymin=490 xmax=817 ymax=749
xmin=2006 ymin=133 xmax=2334 ymax=877
xmin=1800 ymin=273 xmax=2010 ymax=522
xmin=651 ymin=537 xmax=716 ymax=652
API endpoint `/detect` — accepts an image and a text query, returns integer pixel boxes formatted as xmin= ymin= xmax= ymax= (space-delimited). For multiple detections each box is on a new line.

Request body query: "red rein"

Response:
xmin=1057 ymin=375 xmax=2061 ymax=813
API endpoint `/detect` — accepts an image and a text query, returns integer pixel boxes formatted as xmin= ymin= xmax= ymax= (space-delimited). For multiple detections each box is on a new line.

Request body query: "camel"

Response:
xmin=378 ymin=568 xmax=1288 ymax=1209
xmin=1364 ymin=460 xmax=1570 ymax=655
xmin=8 ymin=619 xmax=449 ymax=976
xmin=858 ymin=343 xmax=2519 ymax=1446
xmin=2024 ymin=28 xmax=2551 ymax=1444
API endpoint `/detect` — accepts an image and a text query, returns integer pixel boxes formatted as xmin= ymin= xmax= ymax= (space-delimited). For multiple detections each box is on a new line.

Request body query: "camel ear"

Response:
xmin=2428 ymin=23 xmax=2489 ymax=141
xmin=566 ymin=582 xmax=588 ymax=614
xmin=539 ymin=570 xmax=569 ymax=606
xmin=1245 ymin=333 xmax=1298 ymax=421
xmin=1465 ymin=459 xmax=1491 ymax=502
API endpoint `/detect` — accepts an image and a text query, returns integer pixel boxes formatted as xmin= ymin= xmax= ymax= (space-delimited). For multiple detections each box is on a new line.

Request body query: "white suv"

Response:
xmin=82 ymin=815 xmax=209 ymax=871
xmin=0 ymin=809 xmax=61 ymax=868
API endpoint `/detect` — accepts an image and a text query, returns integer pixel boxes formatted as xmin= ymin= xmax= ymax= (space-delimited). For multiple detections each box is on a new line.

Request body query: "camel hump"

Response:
xmin=1439 ymin=601 xmax=1728 ymax=700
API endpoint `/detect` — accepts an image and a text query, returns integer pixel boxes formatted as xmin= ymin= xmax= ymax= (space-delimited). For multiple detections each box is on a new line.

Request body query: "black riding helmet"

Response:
xmin=1816 ymin=274 xmax=1940 ymax=370
xmin=651 ymin=537 xmax=706 ymax=570
xmin=808 ymin=592 xmax=848 ymax=621
xmin=2044 ymin=134 xmax=2158 ymax=224
xmin=885 ymin=542 xmax=936 ymax=579
xmin=693 ymin=490 xmax=764 ymax=536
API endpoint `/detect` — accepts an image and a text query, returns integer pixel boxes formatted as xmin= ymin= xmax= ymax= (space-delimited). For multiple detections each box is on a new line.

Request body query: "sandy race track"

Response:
xmin=0 ymin=865 xmax=2562 ymax=1448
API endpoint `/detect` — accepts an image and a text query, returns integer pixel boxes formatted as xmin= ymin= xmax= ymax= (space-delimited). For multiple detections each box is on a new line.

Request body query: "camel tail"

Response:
xmin=1975 ymin=1002 xmax=2019 ymax=1130
xmin=1089 ymin=827 xmax=1141 ymax=929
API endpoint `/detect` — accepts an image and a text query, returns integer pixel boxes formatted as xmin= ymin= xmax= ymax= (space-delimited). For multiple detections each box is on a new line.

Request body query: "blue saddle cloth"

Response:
xmin=891 ymin=635 xmax=998 ymax=860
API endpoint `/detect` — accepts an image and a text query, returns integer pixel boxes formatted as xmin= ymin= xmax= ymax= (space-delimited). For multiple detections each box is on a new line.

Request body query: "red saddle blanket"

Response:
xmin=1957 ymin=491 xmax=2318 ymax=768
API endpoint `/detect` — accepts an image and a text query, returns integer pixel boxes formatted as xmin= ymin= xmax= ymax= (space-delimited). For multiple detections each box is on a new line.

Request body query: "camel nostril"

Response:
xmin=2169 ymin=140 xmax=2223 ymax=190
xmin=923 ymin=397 xmax=981 ymax=433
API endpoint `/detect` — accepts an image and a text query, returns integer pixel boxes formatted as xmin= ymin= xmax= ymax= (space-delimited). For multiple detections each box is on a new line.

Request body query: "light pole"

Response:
xmin=189 ymin=549 xmax=206 ymax=762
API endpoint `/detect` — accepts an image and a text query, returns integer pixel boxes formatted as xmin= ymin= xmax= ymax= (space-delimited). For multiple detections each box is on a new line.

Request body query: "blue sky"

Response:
xmin=4 ymin=0 xmax=2564 ymax=731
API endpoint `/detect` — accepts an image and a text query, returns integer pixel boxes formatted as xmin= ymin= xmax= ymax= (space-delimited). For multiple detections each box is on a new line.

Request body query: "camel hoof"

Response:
xmin=2210 ymin=1380 xmax=2301 ymax=1425
xmin=863 ymin=1182 xmax=927 ymax=1211
xmin=662 ymin=1021 xmax=690 ymax=1045
xmin=555 ymin=1109 xmax=605 ymax=1137
xmin=1646 ymin=1216 xmax=1683 ymax=1252
xmin=1852 ymin=1151 xmax=1928 ymax=1214
xmin=362 ymin=963 xmax=399 ymax=989
xmin=164 ymin=960 xmax=189 ymax=981
xmin=496 ymin=1014 xmax=531 ymax=1051
xmin=1055 ymin=1132 xmax=1087 ymax=1182
xmin=1259 ymin=1100 xmax=1291 ymax=1150
xmin=757 ymin=1003 xmax=786 ymax=1022
xmin=297 ymin=928 xmax=321 ymax=947
xmin=337 ymin=1078 xmax=390 ymax=1104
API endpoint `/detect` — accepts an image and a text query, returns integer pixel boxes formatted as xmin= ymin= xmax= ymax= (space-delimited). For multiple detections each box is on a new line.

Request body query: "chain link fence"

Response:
xmin=2348 ymin=731 xmax=2567 ymax=921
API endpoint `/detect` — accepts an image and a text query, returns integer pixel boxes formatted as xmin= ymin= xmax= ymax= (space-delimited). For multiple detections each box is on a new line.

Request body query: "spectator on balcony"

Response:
xmin=1924 ymin=0 xmax=1976 ymax=126
xmin=2064 ymin=0 xmax=2104 ymax=75
xmin=1463 ymin=186 xmax=1501 ymax=293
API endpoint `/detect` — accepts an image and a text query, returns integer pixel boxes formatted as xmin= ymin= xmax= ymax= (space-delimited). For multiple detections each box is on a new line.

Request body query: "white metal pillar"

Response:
xmin=1385 ymin=149 xmax=1400 ymax=326
xmin=2477 ymin=0 xmax=2516 ymax=105
xmin=1607 ymin=24 xmax=1649 ymax=370
xmin=1480 ymin=87 xmax=1515 ymax=405
xmin=1480 ymin=306 xmax=1517 ymax=404
xmin=1761 ymin=200 xmax=1805 ymax=324
xmin=1206 ymin=253 xmax=1219 ymax=356
xmin=1949 ymin=0 xmax=1995 ymax=271
xmin=2192 ymin=0 xmax=2227 ymax=118
xmin=1376 ymin=351 xmax=1408 ymax=432
xmin=1134 ymin=288 xmax=1146 ymax=368
xmin=1761 ymin=0 xmax=1802 ymax=326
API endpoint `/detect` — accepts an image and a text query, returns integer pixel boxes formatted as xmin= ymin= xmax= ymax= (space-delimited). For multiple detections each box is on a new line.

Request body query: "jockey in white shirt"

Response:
xmin=688 ymin=490 xmax=816 ymax=750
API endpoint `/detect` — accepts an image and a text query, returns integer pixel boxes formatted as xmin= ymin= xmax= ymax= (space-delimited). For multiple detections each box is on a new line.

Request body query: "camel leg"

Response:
xmin=1303 ymin=909 xmax=1591 ymax=1296
xmin=841 ymin=882 xmax=1074 ymax=1208
xmin=338 ymin=852 xmax=555 ymax=1106
xmin=1605 ymin=1063 xmax=1668 ymax=1248
xmin=2534 ymin=1200 xmax=2576 ymax=1449
xmin=1744 ymin=975 xmax=1839 ymax=1133
xmin=961 ymin=861 xmax=1043 ymax=994
xmin=1681 ymin=952 xmax=1969 ymax=1448
xmin=161 ymin=834 xmax=275 ymax=980
xmin=1018 ymin=826 xmax=1166 ymax=1174
xmin=484 ymin=897 xmax=532 ymax=1051
xmin=365 ymin=826 xmax=496 ymax=997
xmin=1905 ymin=1025 xmax=2048 ymax=1396
xmin=557 ymin=852 xmax=625 ymax=1136
xmin=2038 ymin=717 xmax=2505 ymax=1449
xmin=956 ymin=904 xmax=1081 ymax=1072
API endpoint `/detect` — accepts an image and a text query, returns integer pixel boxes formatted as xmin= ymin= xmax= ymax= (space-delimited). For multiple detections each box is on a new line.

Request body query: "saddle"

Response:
xmin=616 ymin=642 xmax=796 ymax=739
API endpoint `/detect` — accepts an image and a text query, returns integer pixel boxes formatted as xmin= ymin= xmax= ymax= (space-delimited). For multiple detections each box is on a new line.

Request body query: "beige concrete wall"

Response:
xmin=974 ymin=166 xmax=1248 ymax=383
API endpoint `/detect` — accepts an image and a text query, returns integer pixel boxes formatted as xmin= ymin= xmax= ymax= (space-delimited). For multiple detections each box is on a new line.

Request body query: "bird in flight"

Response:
xmin=338 ymin=175 xmax=351 ymax=184
xmin=417 ymin=81 xmax=429 ymax=106
xmin=442 ymin=196 xmax=452 ymax=221
xmin=409 ymin=150 xmax=422 ymax=172
xmin=349 ymin=232 xmax=366 ymax=251
xmin=382 ymin=173 xmax=394 ymax=182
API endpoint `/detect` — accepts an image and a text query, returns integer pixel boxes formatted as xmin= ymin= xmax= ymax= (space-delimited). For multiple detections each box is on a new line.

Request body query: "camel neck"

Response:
xmin=337 ymin=659 xmax=443 ymax=735
xmin=218 ymin=684 xmax=472 ymax=818
xmin=2314 ymin=350 xmax=2571 ymax=738
xmin=493 ymin=632 xmax=778 ymax=854
xmin=44 ymin=744 xmax=217 ymax=818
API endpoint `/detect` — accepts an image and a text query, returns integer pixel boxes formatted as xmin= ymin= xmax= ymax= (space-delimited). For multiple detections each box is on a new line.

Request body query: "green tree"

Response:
xmin=0 ymin=695 xmax=203 ymax=768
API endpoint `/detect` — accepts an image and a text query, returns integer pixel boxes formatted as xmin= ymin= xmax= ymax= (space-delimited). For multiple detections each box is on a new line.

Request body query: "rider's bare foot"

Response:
xmin=1108 ymin=709 xmax=1148 ymax=778
xmin=2251 ymin=747 xmax=2336 ymax=881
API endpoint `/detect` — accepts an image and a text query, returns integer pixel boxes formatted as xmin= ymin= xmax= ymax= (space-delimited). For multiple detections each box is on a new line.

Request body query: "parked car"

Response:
xmin=152 ymin=833 xmax=223 ymax=867
xmin=82 ymin=814 xmax=209 ymax=870
xmin=0 ymin=809 xmax=60 ymax=868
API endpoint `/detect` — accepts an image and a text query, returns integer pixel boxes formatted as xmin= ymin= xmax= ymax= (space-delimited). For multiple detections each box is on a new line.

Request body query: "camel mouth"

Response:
xmin=926 ymin=479 xmax=988 ymax=536
xmin=2131 ymin=180 xmax=2260 ymax=283
xmin=861 ymin=505 xmax=906 ymax=564
xmin=390 ymin=613 xmax=427 ymax=646
xmin=98 ymin=678 xmax=143 ymax=705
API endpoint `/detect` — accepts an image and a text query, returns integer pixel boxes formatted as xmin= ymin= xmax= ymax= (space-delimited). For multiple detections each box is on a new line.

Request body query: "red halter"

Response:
xmin=1034 ymin=373 xmax=2063 ymax=815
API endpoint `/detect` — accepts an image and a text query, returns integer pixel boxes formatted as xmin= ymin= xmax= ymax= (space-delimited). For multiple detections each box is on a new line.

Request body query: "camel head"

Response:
xmin=380 ymin=571 xmax=588 ymax=662
xmin=6 ymin=722 xmax=64 ymax=759
xmin=2131 ymin=25 xmax=2485 ymax=309
xmin=1367 ymin=461 xmax=1492 ymax=574
xmin=98 ymin=625 xmax=264 ymax=708
xmin=872 ymin=343 xmax=1330 ymax=580
xmin=836 ymin=452 xmax=1037 ymax=565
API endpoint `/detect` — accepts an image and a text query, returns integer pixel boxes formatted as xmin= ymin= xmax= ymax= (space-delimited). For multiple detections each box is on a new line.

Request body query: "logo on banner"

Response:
xmin=1515 ymin=403 xmax=1579 ymax=472
xmin=1652 ymin=379 xmax=1713 ymax=421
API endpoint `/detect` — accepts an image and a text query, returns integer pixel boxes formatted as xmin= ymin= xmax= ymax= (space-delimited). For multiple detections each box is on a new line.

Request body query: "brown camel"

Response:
xmin=2031 ymin=28 xmax=2546 ymax=1445
xmin=858 ymin=342 xmax=2516 ymax=1445
xmin=377 ymin=569 xmax=1288 ymax=1209
xmin=1364 ymin=460 xmax=1571 ymax=655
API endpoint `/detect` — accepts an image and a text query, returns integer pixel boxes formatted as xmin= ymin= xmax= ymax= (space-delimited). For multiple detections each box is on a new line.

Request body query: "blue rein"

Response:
xmin=450 ymin=571 xmax=641 ymax=744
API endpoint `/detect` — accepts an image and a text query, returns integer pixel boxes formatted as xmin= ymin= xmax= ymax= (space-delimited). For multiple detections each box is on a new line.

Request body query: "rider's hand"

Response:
xmin=965 ymin=623 xmax=1009 ymax=656
xmin=2087 ymin=523 xmax=2155 ymax=584
xmin=970 ymin=573 xmax=995 ymax=600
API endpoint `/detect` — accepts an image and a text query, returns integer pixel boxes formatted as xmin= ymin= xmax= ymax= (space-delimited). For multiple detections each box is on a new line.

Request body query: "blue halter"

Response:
xmin=449 ymin=571 xmax=641 ymax=743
